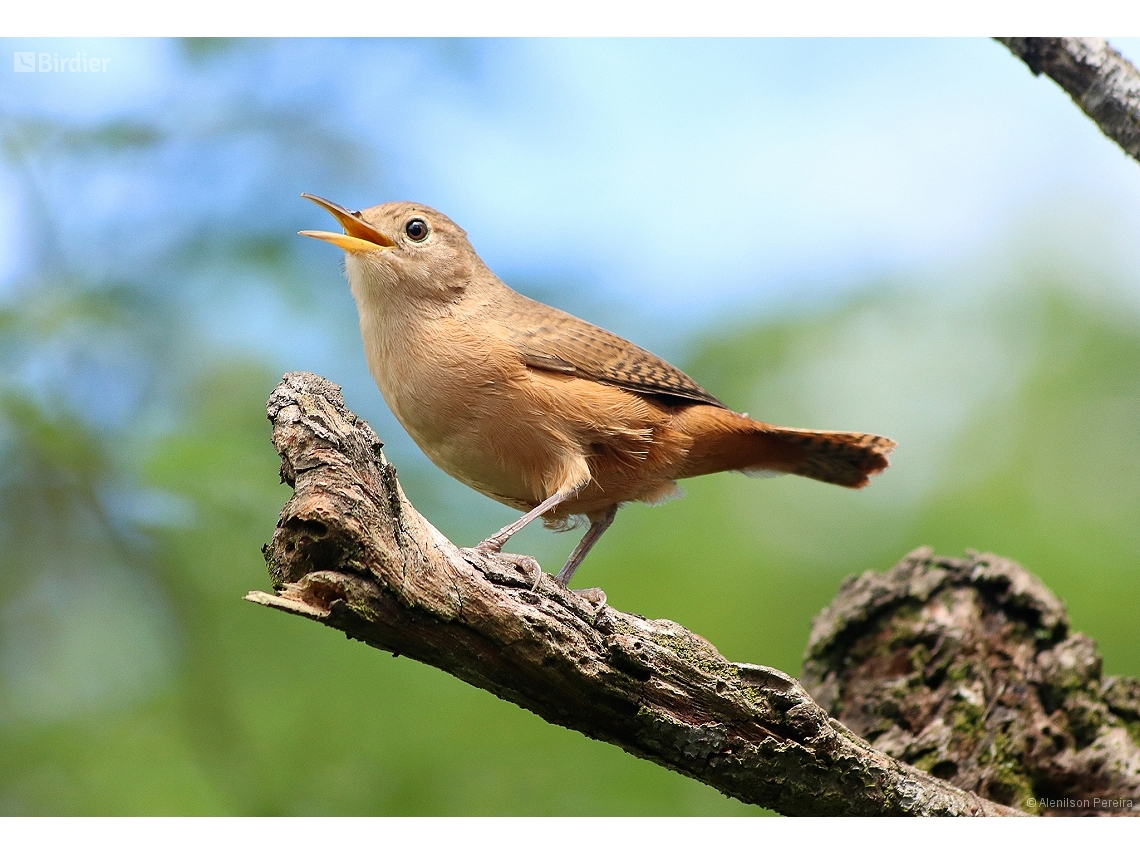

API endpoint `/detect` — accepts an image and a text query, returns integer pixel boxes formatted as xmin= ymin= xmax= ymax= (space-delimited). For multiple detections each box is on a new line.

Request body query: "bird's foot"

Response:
xmin=462 ymin=544 xmax=542 ymax=579
xmin=474 ymin=535 xmax=508 ymax=553
xmin=532 ymin=574 xmax=607 ymax=618
xmin=499 ymin=551 xmax=542 ymax=578
xmin=572 ymin=586 xmax=608 ymax=612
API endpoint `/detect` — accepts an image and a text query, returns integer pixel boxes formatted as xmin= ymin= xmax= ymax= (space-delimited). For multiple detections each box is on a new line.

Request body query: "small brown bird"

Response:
xmin=300 ymin=194 xmax=896 ymax=585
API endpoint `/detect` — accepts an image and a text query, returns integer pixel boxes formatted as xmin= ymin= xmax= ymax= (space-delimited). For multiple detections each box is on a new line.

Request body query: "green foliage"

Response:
xmin=2 ymin=41 xmax=1138 ymax=816
xmin=13 ymin=269 xmax=1138 ymax=815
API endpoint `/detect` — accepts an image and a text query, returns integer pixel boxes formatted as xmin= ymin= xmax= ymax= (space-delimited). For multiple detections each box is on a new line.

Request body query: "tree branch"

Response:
xmin=246 ymin=371 xmax=1020 ymax=816
xmin=998 ymin=37 xmax=1140 ymax=165
xmin=803 ymin=549 xmax=1140 ymax=816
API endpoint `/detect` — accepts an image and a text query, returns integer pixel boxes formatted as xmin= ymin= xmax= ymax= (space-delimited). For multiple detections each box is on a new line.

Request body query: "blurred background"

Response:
xmin=1 ymin=37 xmax=1139 ymax=815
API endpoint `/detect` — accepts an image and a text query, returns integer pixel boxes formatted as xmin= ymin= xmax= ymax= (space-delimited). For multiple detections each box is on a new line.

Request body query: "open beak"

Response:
xmin=299 ymin=193 xmax=397 ymax=253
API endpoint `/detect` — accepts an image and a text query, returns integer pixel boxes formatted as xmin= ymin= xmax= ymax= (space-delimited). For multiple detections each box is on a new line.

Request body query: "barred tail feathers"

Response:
xmin=752 ymin=426 xmax=896 ymax=488
xmin=674 ymin=405 xmax=896 ymax=488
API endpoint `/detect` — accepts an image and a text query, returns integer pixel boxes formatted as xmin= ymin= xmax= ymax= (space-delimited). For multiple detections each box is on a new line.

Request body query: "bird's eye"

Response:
xmin=405 ymin=218 xmax=429 ymax=242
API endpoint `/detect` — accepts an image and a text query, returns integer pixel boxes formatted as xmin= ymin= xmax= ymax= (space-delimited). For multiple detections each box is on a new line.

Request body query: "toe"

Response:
xmin=500 ymin=552 xmax=541 ymax=575
xmin=575 ymin=587 xmax=607 ymax=610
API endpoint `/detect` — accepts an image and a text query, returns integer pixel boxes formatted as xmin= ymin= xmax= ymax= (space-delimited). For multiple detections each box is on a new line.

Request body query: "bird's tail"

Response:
xmin=674 ymin=406 xmax=896 ymax=489
xmin=749 ymin=425 xmax=897 ymax=487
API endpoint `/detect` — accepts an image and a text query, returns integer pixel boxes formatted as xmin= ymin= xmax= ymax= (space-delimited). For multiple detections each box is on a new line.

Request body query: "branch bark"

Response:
xmin=803 ymin=549 xmax=1140 ymax=816
xmin=998 ymin=37 xmax=1140 ymax=165
xmin=247 ymin=372 xmax=1020 ymax=816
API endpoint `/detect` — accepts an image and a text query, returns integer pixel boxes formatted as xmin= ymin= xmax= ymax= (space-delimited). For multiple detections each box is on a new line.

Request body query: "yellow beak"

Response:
xmin=299 ymin=193 xmax=397 ymax=253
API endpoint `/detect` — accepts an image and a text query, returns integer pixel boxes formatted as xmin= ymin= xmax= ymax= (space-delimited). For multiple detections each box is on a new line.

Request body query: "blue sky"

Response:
xmin=4 ymin=37 xmax=1140 ymax=322
xmin=6 ymin=36 xmax=1140 ymax=478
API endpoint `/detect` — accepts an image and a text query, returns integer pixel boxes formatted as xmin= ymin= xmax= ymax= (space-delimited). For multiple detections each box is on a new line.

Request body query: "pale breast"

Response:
xmin=355 ymin=298 xmax=699 ymax=514
xmin=357 ymin=308 xmax=579 ymax=505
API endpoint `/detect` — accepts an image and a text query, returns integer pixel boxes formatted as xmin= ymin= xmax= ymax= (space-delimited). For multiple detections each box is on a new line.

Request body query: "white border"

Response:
xmin=4 ymin=0 xmax=1140 ymax=38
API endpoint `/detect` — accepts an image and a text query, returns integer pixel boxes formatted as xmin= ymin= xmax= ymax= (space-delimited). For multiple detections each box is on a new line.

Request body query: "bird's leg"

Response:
xmin=556 ymin=505 xmax=617 ymax=586
xmin=476 ymin=485 xmax=581 ymax=554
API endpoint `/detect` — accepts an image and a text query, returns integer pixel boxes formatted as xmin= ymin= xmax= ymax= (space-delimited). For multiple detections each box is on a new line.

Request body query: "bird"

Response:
xmin=300 ymin=194 xmax=897 ymax=586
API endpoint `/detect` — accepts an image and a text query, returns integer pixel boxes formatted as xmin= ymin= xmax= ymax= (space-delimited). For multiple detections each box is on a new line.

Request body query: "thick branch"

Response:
xmin=247 ymin=372 xmax=1018 ymax=816
xmin=802 ymin=549 xmax=1140 ymax=816
xmin=998 ymin=37 xmax=1140 ymax=165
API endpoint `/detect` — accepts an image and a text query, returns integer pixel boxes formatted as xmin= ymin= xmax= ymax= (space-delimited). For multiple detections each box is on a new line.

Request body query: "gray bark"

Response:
xmin=247 ymin=372 xmax=1020 ymax=816
xmin=998 ymin=37 xmax=1140 ymax=165
xmin=802 ymin=549 xmax=1140 ymax=816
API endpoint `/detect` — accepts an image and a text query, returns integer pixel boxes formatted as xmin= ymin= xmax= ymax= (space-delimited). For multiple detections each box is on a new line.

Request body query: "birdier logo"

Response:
xmin=13 ymin=51 xmax=111 ymax=73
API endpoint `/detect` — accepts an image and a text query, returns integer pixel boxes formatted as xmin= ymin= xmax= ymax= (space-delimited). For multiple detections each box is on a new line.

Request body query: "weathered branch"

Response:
xmin=802 ymin=549 xmax=1140 ymax=816
xmin=998 ymin=37 xmax=1140 ymax=165
xmin=247 ymin=371 xmax=1019 ymax=816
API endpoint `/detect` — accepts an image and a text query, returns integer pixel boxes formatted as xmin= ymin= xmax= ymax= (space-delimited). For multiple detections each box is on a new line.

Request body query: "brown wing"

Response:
xmin=498 ymin=294 xmax=726 ymax=408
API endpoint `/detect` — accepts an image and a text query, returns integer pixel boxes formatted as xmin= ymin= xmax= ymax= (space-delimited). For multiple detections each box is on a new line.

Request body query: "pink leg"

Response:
xmin=556 ymin=505 xmax=618 ymax=585
xmin=476 ymin=486 xmax=581 ymax=553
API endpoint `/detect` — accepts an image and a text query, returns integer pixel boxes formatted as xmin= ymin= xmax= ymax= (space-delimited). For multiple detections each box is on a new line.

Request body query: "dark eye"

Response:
xmin=405 ymin=218 xmax=429 ymax=242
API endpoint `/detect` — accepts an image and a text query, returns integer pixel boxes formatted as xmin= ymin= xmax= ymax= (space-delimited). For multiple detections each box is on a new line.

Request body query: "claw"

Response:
xmin=575 ymin=586 xmax=608 ymax=611
xmin=462 ymin=546 xmax=540 ymax=575
xmin=500 ymin=552 xmax=541 ymax=577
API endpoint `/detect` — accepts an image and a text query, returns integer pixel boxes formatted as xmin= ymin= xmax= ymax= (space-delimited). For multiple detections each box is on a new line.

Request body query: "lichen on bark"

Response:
xmin=801 ymin=548 xmax=1140 ymax=815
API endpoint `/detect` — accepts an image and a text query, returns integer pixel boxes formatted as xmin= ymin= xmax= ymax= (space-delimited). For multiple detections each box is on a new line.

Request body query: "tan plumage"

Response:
xmin=499 ymin=294 xmax=725 ymax=407
xmin=301 ymin=195 xmax=897 ymax=585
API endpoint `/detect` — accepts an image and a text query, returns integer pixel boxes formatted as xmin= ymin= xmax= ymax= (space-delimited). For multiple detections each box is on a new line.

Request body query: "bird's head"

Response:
xmin=300 ymin=194 xmax=484 ymax=307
